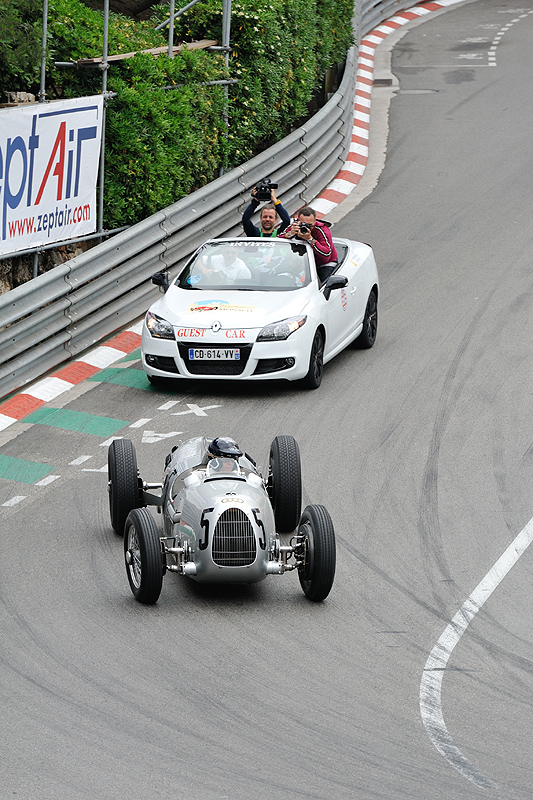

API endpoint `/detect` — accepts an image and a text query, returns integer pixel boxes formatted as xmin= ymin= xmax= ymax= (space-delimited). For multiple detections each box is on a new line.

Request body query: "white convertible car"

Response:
xmin=141 ymin=237 xmax=378 ymax=389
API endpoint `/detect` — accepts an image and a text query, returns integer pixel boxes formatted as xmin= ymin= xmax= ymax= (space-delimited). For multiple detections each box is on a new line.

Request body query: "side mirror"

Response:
xmin=152 ymin=270 xmax=169 ymax=292
xmin=323 ymin=274 xmax=348 ymax=301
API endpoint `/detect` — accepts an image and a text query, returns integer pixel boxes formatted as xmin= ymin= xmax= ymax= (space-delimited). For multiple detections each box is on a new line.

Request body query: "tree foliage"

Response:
xmin=0 ymin=0 xmax=42 ymax=89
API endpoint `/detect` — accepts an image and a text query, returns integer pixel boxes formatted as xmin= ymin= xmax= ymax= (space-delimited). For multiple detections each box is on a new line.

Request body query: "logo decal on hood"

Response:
xmin=188 ymin=300 xmax=256 ymax=313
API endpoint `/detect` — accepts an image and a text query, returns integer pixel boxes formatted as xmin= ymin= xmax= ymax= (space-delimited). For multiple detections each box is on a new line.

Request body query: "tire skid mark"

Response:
xmin=417 ymin=288 xmax=498 ymax=606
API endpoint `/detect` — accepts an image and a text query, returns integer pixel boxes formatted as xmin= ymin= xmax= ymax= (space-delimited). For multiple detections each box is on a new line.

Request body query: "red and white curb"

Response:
xmin=0 ymin=322 xmax=143 ymax=433
xmin=312 ymin=0 xmax=466 ymax=218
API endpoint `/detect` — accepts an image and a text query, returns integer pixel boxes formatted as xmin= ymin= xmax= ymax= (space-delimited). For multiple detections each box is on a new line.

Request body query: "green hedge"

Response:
xmin=2 ymin=0 xmax=354 ymax=229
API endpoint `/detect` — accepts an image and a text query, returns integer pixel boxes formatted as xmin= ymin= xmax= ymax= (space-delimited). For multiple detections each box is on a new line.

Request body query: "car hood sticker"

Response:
xmin=188 ymin=300 xmax=256 ymax=313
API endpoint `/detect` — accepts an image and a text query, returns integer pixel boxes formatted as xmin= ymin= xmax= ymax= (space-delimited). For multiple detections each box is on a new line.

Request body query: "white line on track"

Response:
xmin=2 ymin=496 xmax=27 ymax=507
xmin=69 ymin=455 xmax=92 ymax=465
xmin=34 ymin=475 xmax=60 ymax=487
xmin=419 ymin=516 xmax=533 ymax=788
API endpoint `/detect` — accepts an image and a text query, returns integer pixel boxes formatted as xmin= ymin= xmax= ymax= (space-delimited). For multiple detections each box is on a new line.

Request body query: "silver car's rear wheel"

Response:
xmin=108 ymin=438 xmax=140 ymax=536
xmin=267 ymin=435 xmax=302 ymax=533
xmin=124 ymin=508 xmax=164 ymax=605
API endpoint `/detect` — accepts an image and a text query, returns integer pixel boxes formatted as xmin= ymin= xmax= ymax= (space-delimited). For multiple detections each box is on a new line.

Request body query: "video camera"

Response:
xmin=254 ymin=178 xmax=278 ymax=201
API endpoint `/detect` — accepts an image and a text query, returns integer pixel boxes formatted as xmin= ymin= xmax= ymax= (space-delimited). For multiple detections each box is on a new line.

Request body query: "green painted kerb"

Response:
xmin=88 ymin=366 xmax=151 ymax=389
xmin=0 ymin=454 xmax=54 ymax=484
xmin=24 ymin=408 xmax=129 ymax=437
xmin=120 ymin=348 xmax=142 ymax=362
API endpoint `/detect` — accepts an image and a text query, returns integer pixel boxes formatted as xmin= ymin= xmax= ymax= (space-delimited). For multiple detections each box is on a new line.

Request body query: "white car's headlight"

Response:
xmin=257 ymin=316 xmax=306 ymax=342
xmin=145 ymin=311 xmax=175 ymax=340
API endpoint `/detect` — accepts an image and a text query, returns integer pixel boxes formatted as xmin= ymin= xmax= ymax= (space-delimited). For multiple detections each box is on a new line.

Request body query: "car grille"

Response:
xmin=177 ymin=342 xmax=253 ymax=375
xmin=212 ymin=508 xmax=257 ymax=566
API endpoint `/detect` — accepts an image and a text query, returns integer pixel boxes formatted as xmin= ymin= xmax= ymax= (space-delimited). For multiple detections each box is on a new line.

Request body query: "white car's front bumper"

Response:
xmin=141 ymin=325 xmax=314 ymax=382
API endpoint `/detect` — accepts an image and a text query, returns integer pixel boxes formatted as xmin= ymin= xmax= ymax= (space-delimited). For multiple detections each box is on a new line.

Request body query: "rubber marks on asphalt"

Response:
xmin=0 ymin=322 xmax=143 ymax=433
xmin=312 ymin=0 xmax=467 ymax=218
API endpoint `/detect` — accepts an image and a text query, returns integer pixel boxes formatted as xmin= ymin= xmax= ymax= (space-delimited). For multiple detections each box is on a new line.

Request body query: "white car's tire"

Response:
xmin=354 ymin=290 xmax=378 ymax=349
xmin=302 ymin=329 xmax=324 ymax=389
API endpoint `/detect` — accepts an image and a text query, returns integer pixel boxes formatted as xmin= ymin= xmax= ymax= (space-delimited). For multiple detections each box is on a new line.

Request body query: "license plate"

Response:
xmin=188 ymin=348 xmax=240 ymax=361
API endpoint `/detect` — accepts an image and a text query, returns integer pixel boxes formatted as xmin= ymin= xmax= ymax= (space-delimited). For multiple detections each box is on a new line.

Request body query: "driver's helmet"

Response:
xmin=207 ymin=436 xmax=243 ymax=460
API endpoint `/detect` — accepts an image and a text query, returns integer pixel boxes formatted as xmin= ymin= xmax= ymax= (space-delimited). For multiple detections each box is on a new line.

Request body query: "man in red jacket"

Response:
xmin=280 ymin=206 xmax=338 ymax=283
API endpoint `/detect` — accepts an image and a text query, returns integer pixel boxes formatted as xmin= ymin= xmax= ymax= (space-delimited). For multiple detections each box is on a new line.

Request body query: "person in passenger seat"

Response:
xmin=280 ymin=206 xmax=338 ymax=283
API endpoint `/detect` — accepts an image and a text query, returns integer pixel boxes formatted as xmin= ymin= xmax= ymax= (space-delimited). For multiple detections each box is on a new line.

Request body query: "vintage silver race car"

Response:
xmin=107 ymin=434 xmax=336 ymax=604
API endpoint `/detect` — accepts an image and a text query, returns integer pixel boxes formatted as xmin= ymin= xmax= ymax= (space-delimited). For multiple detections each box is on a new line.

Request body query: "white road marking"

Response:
xmin=130 ymin=418 xmax=152 ymax=428
xmin=69 ymin=455 xmax=92 ymax=465
xmin=35 ymin=475 xmax=60 ymax=487
xmin=158 ymin=400 xmax=180 ymax=410
xmin=100 ymin=437 xmax=123 ymax=447
xmin=420 ymin=516 xmax=533 ymax=789
xmin=2 ymin=496 xmax=27 ymax=507
xmin=142 ymin=431 xmax=183 ymax=444
xmin=171 ymin=403 xmax=222 ymax=417
xmin=82 ymin=465 xmax=108 ymax=473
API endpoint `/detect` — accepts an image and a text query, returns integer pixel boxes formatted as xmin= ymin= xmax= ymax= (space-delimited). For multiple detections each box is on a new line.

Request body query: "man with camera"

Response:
xmin=242 ymin=179 xmax=290 ymax=238
xmin=280 ymin=206 xmax=338 ymax=283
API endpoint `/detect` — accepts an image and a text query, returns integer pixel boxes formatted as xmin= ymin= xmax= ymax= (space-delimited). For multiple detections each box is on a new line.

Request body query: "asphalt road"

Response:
xmin=2 ymin=1 xmax=533 ymax=798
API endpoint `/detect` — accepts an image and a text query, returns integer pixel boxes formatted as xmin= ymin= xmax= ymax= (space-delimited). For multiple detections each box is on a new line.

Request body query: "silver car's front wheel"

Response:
xmin=297 ymin=504 xmax=336 ymax=601
xmin=124 ymin=508 xmax=164 ymax=604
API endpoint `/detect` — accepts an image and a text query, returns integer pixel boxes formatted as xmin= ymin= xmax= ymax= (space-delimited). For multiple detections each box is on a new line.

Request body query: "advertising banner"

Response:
xmin=0 ymin=95 xmax=103 ymax=256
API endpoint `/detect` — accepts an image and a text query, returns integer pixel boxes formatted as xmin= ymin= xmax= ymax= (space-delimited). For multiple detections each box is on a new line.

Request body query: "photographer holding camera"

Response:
xmin=242 ymin=179 xmax=290 ymax=238
xmin=280 ymin=206 xmax=338 ymax=283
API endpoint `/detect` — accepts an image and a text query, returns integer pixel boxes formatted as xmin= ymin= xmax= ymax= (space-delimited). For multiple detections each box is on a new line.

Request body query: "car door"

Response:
xmin=321 ymin=253 xmax=364 ymax=356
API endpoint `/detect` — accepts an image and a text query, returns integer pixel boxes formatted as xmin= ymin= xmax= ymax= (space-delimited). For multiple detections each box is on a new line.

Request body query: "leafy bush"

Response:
xmin=0 ymin=0 xmax=42 ymax=90
xmin=2 ymin=0 xmax=354 ymax=229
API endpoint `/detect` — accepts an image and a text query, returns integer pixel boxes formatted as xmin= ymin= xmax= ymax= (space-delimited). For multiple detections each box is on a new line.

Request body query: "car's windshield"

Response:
xmin=176 ymin=240 xmax=311 ymax=291
xmin=205 ymin=458 xmax=243 ymax=478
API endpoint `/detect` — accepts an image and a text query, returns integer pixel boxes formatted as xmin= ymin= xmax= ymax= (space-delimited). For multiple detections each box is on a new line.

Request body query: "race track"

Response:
xmin=2 ymin=1 xmax=533 ymax=797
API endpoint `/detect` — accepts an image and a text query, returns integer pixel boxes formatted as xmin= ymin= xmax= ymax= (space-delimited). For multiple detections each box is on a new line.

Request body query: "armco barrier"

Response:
xmin=0 ymin=0 xmax=423 ymax=400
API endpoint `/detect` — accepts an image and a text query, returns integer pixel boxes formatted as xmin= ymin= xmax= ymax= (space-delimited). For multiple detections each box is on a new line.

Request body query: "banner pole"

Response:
xmin=98 ymin=0 xmax=109 ymax=237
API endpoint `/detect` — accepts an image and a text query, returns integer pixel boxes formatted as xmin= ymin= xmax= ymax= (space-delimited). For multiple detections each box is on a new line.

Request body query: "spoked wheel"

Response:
xmin=124 ymin=508 xmax=164 ymax=605
xmin=354 ymin=290 xmax=378 ymax=349
xmin=108 ymin=438 xmax=141 ymax=536
xmin=302 ymin=329 xmax=324 ymax=389
xmin=267 ymin=435 xmax=302 ymax=533
xmin=297 ymin=504 xmax=336 ymax=601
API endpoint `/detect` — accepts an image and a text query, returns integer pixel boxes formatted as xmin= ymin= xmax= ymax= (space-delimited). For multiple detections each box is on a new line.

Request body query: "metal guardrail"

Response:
xmin=0 ymin=0 xmax=418 ymax=400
